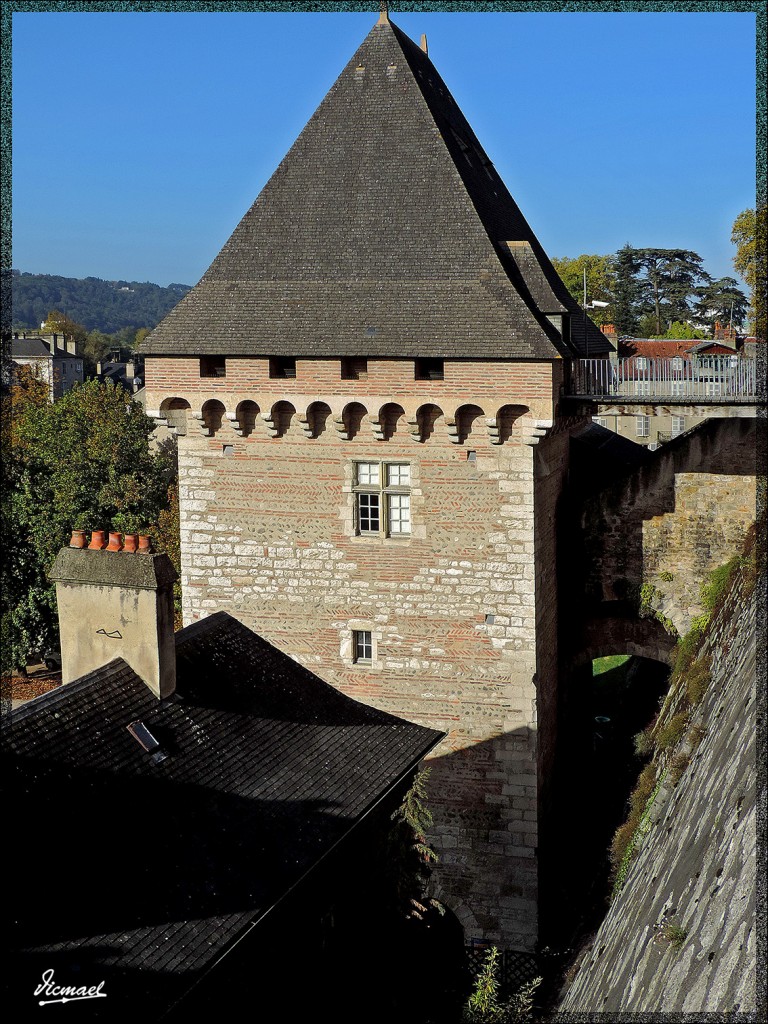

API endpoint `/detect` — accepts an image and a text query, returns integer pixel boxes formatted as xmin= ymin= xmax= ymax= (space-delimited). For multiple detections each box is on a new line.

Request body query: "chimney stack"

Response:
xmin=49 ymin=535 xmax=177 ymax=699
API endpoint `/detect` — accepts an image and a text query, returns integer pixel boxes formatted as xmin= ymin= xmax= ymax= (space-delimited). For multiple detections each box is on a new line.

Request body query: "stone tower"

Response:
xmin=142 ymin=11 xmax=609 ymax=950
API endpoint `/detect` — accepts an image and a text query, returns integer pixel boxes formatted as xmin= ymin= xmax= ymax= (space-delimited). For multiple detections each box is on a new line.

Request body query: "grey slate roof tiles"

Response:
xmin=142 ymin=17 xmax=609 ymax=361
xmin=4 ymin=611 xmax=443 ymax=1020
xmin=10 ymin=339 xmax=52 ymax=358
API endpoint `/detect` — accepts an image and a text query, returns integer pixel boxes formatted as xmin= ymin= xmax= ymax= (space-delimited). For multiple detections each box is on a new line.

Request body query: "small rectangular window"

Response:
xmin=270 ymin=356 xmax=296 ymax=379
xmin=635 ymin=356 xmax=648 ymax=370
xmin=593 ymin=416 xmax=607 ymax=427
xmin=200 ymin=356 xmax=226 ymax=378
xmin=415 ymin=358 xmax=444 ymax=381
xmin=636 ymin=415 xmax=650 ymax=437
xmin=341 ymin=357 xmax=368 ymax=380
xmin=353 ymin=630 xmax=373 ymax=663
xmin=671 ymin=416 xmax=685 ymax=436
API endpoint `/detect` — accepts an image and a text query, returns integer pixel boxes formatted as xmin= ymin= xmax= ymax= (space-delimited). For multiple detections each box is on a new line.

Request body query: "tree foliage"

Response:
xmin=731 ymin=207 xmax=766 ymax=334
xmin=610 ymin=244 xmax=644 ymax=335
xmin=554 ymin=243 xmax=749 ymax=338
xmin=12 ymin=272 xmax=191 ymax=336
xmin=550 ymin=254 xmax=615 ymax=325
xmin=2 ymin=378 xmax=176 ymax=672
xmin=693 ymin=276 xmax=749 ymax=332
xmin=651 ymin=321 xmax=707 ymax=340
xmin=630 ymin=248 xmax=711 ymax=335
xmin=385 ymin=768 xmax=442 ymax=922
xmin=40 ymin=309 xmax=88 ymax=346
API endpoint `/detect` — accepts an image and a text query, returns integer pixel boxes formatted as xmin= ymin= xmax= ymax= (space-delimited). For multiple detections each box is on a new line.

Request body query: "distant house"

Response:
xmin=3 ymin=541 xmax=443 ymax=1021
xmin=9 ymin=332 xmax=84 ymax=400
xmin=95 ymin=356 xmax=144 ymax=394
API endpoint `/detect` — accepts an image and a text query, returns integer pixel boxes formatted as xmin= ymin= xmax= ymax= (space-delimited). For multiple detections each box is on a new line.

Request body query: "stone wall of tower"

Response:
xmin=145 ymin=355 xmax=571 ymax=950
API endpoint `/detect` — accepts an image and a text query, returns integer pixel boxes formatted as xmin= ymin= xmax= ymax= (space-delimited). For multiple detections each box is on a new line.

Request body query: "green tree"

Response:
xmin=652 ymin=321 xmax=707 ymax=340
xmin=41 ymin=310 xmax=88 ymax=347
xmin=632 ymin=249 xmax=710 ymax=334
xmin=693 ymin=276 xmax=749 ymax=333
xmin=551 ymin=254 xmax=615 ymax=325
xmin=2 ymin=379 xmax=176 ymax=673
xmin=610 ymin=244 xmax=645 ymax=336
xmin=731 ymin=207 xmax=766 ymax=334
xmin=82 ymin=329 xmax=113 ymax=376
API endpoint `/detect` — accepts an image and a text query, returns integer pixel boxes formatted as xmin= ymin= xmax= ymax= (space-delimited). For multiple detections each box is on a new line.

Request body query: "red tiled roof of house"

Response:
xmin=617 ymin=339 xmax=735 ymax=359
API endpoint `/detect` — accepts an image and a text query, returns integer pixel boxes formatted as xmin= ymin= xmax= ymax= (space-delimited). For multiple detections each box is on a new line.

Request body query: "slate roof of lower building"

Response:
xmin=142 ymin=16 xmax=609 ymax=362
xmin=3 ymin=611 xmax=443 ymax=1020
xmin=11 ymin=338 xmax=52 ymax=358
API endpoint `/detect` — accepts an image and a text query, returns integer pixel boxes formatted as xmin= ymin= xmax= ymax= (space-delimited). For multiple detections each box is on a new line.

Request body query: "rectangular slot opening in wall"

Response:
xmin=270 ymin=356 xmax=296 ymax=379
xmin=200 ymin=355 xmax=226 ymax=378
xmin=415 ymin=358 xmax=444 ymax=381
xmin=341 ymin=357 xmax=368 ymax=380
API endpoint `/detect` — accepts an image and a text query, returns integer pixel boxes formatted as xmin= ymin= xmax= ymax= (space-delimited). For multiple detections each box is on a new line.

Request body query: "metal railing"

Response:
xmin=568 ymin=356 xmax=759 ymax=400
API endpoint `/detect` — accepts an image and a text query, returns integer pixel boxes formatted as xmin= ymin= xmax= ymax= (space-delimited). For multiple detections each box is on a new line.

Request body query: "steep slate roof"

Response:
xmin=143 ymin=15 xmax=609 ymax=361
xmin=4 ymin=612 xmax=442 ymax=1020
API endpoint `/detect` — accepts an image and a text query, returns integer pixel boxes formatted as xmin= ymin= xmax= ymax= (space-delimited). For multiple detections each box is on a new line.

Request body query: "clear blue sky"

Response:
xmin=11 ymin=4 xmax=758 ymax=288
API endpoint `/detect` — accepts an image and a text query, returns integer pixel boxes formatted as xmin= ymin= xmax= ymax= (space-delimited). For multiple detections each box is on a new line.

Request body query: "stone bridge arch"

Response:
xmin=569 ymin=609 xmax=677 ymax=671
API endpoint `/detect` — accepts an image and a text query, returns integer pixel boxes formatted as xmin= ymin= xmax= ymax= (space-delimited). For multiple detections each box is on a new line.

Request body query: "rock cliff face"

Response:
xmin=558 ymin=553 xmax=760 ymax=1014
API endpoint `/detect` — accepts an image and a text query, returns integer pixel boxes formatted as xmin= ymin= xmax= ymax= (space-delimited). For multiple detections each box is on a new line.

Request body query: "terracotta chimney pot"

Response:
xmin=123 ymin=534 xmax=139 ymax=553
xmin=88 ymin=530 xmax=107 ymax=550
xmin=138 ymin=535 xmax=153 ymax=553
xmin=69 ymin=529 xmax=87 ymax=549
xmin=106 ymin=531 xmax=123 ymax=552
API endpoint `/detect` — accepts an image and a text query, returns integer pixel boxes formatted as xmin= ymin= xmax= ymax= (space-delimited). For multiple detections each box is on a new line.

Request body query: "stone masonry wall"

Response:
xmin=581 ymin=417 xmax=757 ymax=636
xmin=559 ymin=554 xmax=760 ymax=1014
xmin=144 ymin=354 xmax=572 ymax=950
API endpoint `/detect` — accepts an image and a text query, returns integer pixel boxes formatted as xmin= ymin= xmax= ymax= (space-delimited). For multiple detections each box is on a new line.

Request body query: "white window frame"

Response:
xmin=635 ymin=356 xmax=648 ymax=370
xmin=353 ymin=461 xmax=411 ymax=538
xmin=671 ymin=416 xmax=685 ymax=437
xmin=353 ymin=630 xmax=373 ymax=663
xmin=636 ymin=415 xmax=650 ymax=437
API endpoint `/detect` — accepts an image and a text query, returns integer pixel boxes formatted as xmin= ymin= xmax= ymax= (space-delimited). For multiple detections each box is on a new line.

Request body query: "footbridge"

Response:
xmin=562 ymin=356 xmax=763 ymax=419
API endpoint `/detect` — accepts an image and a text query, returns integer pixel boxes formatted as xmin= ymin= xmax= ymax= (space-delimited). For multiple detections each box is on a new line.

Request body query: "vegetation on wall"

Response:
xmin=384 ymin=768 xmax=442 ymax=922
xmin=609 ymin=537 xmax=757 ymax=898
xmin=462 ymin=947 xmax=541 ymax=1023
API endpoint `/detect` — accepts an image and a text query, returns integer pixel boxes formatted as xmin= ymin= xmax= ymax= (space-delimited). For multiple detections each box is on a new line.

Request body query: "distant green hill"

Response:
xmin=11 ymin=271 xmax=192 ymax=335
